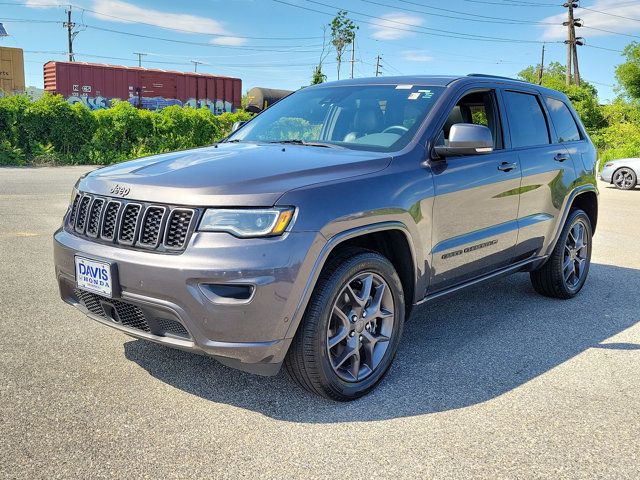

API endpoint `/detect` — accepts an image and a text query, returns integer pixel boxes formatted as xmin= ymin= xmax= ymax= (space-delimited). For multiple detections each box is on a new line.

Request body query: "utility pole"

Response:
xmin=538 ymin=44 xmax=545 ymax=85
xmin=190 ymin=60 xmax=203 ymax=72
xmin=349 ymin=32 xmax=356 ymax=79
xmin=563 ymin=1 xmax=583 ymax=86
xmin=134 ymin=52 xmax=147 ymax=68
xmin=375 ymin=54 xmax=382 ymax=77
xmin=64 ymin=7 xmax=76 ymax=62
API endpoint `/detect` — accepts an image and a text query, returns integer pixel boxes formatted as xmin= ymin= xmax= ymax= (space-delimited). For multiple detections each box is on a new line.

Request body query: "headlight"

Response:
xmin=198 ymin=207 xmax=295 ymax=237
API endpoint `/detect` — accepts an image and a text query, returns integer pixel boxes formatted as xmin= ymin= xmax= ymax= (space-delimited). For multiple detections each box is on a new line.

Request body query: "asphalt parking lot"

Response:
xmin=1 ymin=167 xmax=639 ymax=479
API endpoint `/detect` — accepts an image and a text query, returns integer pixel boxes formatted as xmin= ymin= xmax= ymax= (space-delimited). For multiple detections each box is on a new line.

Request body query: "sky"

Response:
xmin=1 ymin=0 xmax=639 ymax=102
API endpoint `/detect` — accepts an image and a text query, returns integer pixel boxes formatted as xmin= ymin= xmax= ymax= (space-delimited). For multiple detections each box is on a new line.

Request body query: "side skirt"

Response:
xmin=417 ymin=256 xmax=548 ymax=305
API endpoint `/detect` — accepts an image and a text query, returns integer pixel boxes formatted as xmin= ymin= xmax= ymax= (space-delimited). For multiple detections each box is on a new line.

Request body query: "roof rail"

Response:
xmin=467 ymin=73 xmax=530 ymax=84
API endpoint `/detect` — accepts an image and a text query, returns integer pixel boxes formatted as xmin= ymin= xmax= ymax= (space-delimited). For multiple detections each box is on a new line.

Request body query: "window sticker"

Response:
xmin=408 ymin=89 xmax=434 ymax=100
xmin=396 ymin=84 xmax=413 ymax=89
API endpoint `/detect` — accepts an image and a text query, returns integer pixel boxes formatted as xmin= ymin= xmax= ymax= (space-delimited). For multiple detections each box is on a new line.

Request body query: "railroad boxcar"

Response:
xmin=0 ymin=46 xmax=25 ymax=94
xmin=43 ymin=61 xmax=242 ymax=113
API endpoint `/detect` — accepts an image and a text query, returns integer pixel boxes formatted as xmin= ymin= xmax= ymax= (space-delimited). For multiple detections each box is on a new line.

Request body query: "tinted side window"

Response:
xmin=503 ymin=91 xmax=550 ymax=148
xmin=544 ymin=97 xmax=581 ymax=143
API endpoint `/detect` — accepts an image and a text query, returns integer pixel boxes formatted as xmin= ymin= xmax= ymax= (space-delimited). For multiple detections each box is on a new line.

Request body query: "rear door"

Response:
xmin=429 ymin=88 xmax=521 ymax=292
xmin=500 ymin=89 xmax=577 ymax=260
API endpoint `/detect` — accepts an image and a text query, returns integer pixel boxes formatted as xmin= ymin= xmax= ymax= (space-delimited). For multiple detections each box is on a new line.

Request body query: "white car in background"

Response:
xmin=600 ymin=158 xmax=640 ymax=190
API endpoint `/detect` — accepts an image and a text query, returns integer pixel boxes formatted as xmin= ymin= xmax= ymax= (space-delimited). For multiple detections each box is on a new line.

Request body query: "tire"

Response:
xmin=285 ymin=248 xmax=405 ymax=401
xmin=530 ymin=209 xmax=592 ymax=299
xmin=612 ymin=167 xmax=637 ymax=190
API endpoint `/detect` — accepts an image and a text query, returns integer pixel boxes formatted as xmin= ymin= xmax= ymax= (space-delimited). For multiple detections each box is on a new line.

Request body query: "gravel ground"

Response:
xmin=1 ymin=167 xmax=638 ymax=479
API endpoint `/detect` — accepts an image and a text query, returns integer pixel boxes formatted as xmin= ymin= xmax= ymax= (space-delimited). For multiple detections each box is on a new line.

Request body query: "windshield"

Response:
xmin=228 ymin=84 xmax=445 ymax=152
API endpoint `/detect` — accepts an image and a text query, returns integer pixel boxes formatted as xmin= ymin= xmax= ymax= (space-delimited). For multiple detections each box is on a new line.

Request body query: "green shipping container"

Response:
xmin=0 ymin=46 xmax=25 ymax=94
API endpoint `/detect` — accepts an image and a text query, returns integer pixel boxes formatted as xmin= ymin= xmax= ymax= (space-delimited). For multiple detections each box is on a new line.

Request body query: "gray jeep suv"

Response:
xmin=54 ymin=75 xmax=598 ymax=400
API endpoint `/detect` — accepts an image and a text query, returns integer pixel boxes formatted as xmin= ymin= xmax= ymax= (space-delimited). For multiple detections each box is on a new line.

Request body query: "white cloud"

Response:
xmin=210 ymin=36 xmax=247 ymax=46
xmin=23 ymin=0 xmax=66 ymax=7
xmin=90 ymin=0 xmax=228 ymax=34
xmin=540 ymin=0 xmax=640 ymax=40
xmin=370 ymin=12 xmax=424 ymax=40
xmin=402 ymin=50 xmax=434 ymax=62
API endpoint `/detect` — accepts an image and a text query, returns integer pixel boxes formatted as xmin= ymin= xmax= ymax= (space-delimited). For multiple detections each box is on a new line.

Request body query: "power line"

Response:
xmin=304 ymin=0 xmax=552 ymax=42
xmin=584 ymin=44 xmax=624 ymax=53
xmin=580 ymin=5 xmax=640 ymax=22
xmin=584 ymin=26 xmax=640 ymax=39
xmin=0 ymin=1 xmax=325 ymax=39
xmin=391 ymin=0 xmax=559 ymax=25
xmin=380 ymin=57 xmax=404 ymax=75
xmin=461 ymin=0 xmax=560 ymax=6
xmin=274 ymin=0 xmax=555 ymax=44
xmin=81 ymin=23 xmax=323 ymax=52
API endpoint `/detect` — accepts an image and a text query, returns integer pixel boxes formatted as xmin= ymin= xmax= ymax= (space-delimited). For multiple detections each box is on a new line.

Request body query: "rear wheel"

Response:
xmin=285 ymin=249 xmax=404 ymax=401
xmin=613 ymin=167 xmax=637 ymax=190
xmin=530 ymin=209 xmax=592 ymax=299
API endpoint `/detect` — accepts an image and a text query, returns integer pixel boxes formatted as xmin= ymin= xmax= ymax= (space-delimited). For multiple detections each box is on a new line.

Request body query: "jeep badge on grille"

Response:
xmin=109 ymin=184 xmax=131 ymax=197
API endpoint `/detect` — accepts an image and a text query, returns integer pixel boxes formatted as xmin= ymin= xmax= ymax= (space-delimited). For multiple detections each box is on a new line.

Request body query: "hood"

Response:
xmin=80 ymin=143 xmax=391 ymax=206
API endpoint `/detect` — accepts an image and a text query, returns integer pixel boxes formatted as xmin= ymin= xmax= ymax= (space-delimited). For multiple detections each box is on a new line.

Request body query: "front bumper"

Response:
xmin=599 ymin=165 xmax=614 ymax=183
xmin=54 ymin=227 xmax=325 ymax=375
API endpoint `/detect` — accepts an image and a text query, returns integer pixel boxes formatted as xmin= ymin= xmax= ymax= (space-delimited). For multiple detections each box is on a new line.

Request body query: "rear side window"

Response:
xmin=503 ymin=91 xmax=550 ymax=148
xmin=544 ymin=97 xmax=581 ymax=143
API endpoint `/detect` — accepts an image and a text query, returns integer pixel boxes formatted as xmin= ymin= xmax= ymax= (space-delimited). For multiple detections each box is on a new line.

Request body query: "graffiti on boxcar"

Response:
xmin=64 ymin=95 xmax=234 ymax=114
xmin=67 ymin=95 xmax=111 ymax=110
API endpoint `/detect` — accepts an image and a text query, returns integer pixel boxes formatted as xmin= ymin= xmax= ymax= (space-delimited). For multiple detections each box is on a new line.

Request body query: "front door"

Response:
xmin=429 ymin=89 xmax=521 ymax=292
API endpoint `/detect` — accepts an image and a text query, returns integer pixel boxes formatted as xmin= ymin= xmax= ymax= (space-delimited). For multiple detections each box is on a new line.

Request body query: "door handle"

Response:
xmin=497 ymin=162 xmax=517 ymax=172
xmin=554 ymin=153 xmax=569 ymax=162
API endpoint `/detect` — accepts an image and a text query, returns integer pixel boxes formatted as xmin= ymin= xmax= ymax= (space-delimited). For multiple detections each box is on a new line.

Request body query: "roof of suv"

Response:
xmin=314 ymin=74 xmax=563 ymax=96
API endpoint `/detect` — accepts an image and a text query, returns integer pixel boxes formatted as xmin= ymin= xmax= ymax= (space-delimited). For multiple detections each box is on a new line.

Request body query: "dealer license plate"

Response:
xmin=75 ymin=256 xmax=113 ymax=297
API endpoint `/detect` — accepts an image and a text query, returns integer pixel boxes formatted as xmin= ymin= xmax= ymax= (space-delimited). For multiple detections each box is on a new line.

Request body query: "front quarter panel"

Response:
xmin=278 ymin=149 xmax=433 ymax=305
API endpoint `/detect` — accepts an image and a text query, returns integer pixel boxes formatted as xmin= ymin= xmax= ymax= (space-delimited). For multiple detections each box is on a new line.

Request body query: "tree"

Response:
xmin=330 ymin=10 xmax=357 ymax=80
xmin=311 ymin=25 xmax=330 ymax=85
xmin=615 ymin=42 xmax=640 ymax=101
xmin=311 ymin=65 xmax=327 ymax=85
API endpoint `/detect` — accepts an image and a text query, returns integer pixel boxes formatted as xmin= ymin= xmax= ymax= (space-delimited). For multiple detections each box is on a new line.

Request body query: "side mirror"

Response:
xmin=231 ymin=121 xmax=247 ymax=133
xmin=434 ymin=123 xmax=494 ymax=158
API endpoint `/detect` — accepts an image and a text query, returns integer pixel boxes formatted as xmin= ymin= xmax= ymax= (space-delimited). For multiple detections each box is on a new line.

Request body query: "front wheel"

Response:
xmin=285 ymin=249 xmax=405 ymax=401
xmin=613 ymin=167 xmax=637 ymax=190
xmin=530 ymin=209 xmax=592 ymax=299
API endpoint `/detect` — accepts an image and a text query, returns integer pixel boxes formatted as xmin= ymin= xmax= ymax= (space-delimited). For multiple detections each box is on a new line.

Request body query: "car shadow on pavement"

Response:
xmin=124 ymin=262 xmax=639 ymax=423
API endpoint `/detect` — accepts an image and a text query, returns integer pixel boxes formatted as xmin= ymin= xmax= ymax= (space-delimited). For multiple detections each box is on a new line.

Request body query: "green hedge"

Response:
xmin=0 ymin=93 xmax=252 ymax=166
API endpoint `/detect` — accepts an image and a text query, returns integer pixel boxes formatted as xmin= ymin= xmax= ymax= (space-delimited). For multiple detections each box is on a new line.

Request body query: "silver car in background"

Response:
xmin=600 ymin=158 xmax=640 ymax=190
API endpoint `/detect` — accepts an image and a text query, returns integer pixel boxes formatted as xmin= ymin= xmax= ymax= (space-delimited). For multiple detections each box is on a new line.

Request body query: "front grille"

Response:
xmin=74 ymin=196 xmax=91 ymax=233
xmin=165 ymin=209 xmax=195 ymax=249
xmin=118 ymin=204 xmax=142 ymax=245
xmin=75 ymin=288 xmax=150 ymax=332
xmin=155 ymin=317 xmax=190 ymax=338
xmin=74 ymin=288 xmax=190 ymax=339
xmin=69 ymin=194 xmax=81 ymax=225
xmin=86 ymin=198 xmax=105 ymax=237
xmin=101 ymin=201 xmax=121 ymax=240
xmin=67 ymin=193 xmax=197 ymax=253
xmin=138 ymin=206 xmax=166 ymax=247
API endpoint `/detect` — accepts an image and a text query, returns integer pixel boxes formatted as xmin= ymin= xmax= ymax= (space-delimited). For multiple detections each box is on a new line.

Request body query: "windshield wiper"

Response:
xmin=268 ymin=140 xmax=341 ymax=149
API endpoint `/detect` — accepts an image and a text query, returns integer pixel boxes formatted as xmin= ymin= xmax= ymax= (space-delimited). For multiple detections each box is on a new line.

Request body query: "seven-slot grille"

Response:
xmin=68 ymin=193 xmax=196 ymax=252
